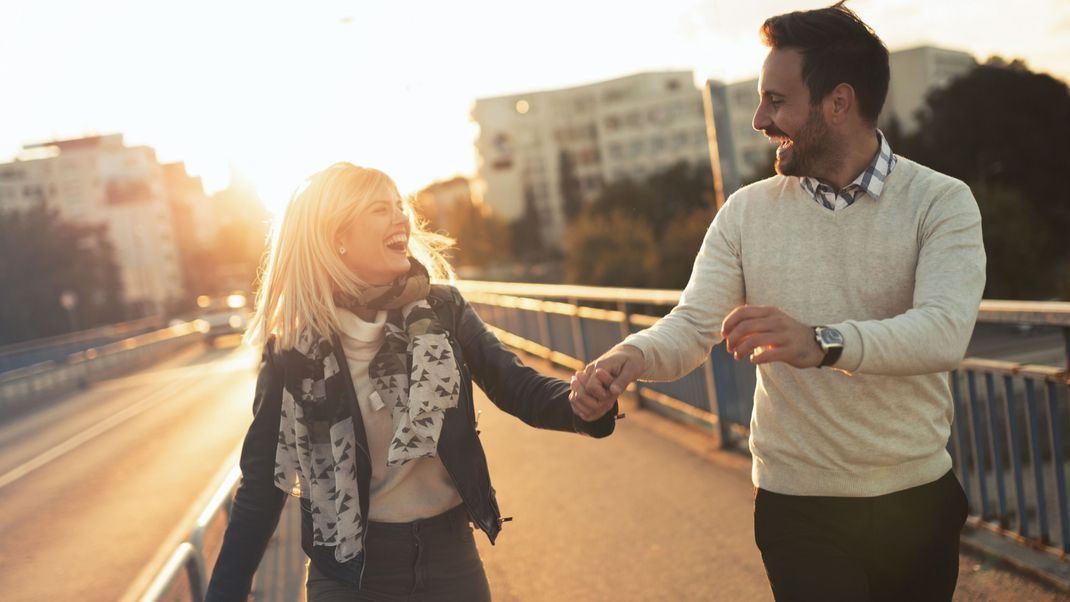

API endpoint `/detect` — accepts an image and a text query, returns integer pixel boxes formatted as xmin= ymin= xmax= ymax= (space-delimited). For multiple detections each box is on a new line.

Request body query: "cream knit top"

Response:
xmin=624 ymin=157 xmax=986 ymax=497
xmin=336 ymin=309 xmax=463 ymax=521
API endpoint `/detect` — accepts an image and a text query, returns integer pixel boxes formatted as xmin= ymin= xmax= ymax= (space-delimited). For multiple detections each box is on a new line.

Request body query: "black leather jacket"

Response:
xmin=205 ymin=286 xmax=617 ymax=600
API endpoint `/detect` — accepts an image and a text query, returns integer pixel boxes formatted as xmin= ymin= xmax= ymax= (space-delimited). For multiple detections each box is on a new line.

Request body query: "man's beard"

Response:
xmin=771 ymin=107 xmax=839 ymax=178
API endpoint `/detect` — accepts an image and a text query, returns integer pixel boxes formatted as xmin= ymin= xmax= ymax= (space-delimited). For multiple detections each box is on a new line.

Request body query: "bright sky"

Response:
xmin=2 ymin=0 xmax=1067 ymax=214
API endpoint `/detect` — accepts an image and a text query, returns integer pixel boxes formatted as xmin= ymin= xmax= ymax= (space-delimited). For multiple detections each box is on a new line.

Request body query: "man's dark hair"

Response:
xmin=760 ymin=1 xmax=889 ymax=123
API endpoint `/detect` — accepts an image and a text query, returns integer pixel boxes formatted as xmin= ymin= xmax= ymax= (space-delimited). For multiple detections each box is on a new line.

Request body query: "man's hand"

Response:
xmin=721 ymin=305 xmax=824 ymax=369
xmin=568 ymin=344 xmax=645 ymax=421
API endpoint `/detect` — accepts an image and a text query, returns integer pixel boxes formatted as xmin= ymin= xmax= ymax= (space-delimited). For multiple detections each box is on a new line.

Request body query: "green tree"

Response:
xmin=564 ymin=211 xmax=659 ymax=287
xmin=897 ymin=58 xmax=1070 ymax=299
xmin=656 ymin=207 xmax=715 ymax=288
xmin=0 ymin=206 xmax=125 ymax=344
xmin=563 ymin=161 xmax=715 ymax=287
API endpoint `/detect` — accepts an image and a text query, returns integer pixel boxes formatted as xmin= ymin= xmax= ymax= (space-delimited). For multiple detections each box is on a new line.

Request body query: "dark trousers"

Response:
xmin=306 ymin=504 xmax=492 ymax=602
xmin=754 ymin=470 xmax=969 ymax=602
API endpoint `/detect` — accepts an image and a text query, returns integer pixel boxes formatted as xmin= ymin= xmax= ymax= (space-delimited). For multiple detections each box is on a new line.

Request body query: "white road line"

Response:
xmin=0 ymin=378 xmax=194 ymax=491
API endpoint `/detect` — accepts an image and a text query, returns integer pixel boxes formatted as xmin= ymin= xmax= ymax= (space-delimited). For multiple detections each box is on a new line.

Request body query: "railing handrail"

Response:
xmin=454 ymin=280 xmax=683 ymax=305
xmin=0 ymin=315 xmax=164 ymax=357
xmin=455 ymin=280 xmax=1070 ymax=327
xmin=135 ymin=464 xmax=242 ymax=602
xmin=0 ymin=322 xmax=200 ymax=387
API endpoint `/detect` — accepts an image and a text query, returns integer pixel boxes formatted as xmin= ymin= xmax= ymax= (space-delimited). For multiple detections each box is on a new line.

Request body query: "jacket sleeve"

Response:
xmin=450 ymin=287 xmax=616 ymax=438
xmin=205 ymin=341 xmax=289 ymax=602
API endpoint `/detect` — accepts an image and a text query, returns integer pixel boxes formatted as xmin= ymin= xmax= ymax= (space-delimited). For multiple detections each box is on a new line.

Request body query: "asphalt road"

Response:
xmin=0 ymin=339 xmax=259 ymax=602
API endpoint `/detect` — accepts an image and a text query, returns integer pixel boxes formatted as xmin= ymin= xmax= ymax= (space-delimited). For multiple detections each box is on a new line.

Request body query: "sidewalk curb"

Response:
xmin=960 ymin=522 xmax=1070 ymax=593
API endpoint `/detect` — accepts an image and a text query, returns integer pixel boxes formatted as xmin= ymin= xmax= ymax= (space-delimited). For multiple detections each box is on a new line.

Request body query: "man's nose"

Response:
xmin=752 ymin=104 xmax=769 ymax=132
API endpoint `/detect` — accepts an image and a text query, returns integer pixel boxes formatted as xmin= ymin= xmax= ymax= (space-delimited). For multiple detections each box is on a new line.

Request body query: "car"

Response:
xmin=192 ymin=292 xmax=251 ymax=345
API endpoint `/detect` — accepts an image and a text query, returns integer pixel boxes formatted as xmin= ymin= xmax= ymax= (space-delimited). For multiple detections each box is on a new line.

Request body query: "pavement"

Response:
xmin=471 ymin=357 xmax=1070 ymax=601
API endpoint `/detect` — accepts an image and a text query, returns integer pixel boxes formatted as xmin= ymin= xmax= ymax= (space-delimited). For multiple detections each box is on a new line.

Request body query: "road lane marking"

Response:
xmin=0 ymin=378 xmax=194 ymax=491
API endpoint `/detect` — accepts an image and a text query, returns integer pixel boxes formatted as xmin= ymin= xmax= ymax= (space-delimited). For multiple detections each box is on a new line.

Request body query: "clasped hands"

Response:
xmin=568 ymin=305 xmax=824 ymax=421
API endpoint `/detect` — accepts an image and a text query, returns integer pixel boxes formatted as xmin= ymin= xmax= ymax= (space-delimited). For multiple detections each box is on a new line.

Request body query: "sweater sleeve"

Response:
xmin=828 ymin=181 xmax=986 ymax=375
xmin=622 ymin=194 xmax=746 ymax=381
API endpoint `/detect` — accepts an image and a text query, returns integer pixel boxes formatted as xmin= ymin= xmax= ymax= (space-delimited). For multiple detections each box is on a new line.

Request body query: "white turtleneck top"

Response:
xmin=336 ymin=309 xmax=463 ymax=522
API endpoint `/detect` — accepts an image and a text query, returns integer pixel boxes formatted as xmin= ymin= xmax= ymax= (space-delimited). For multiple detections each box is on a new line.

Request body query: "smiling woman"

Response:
xmin=205 ymin=162 xmax=620 ymax=602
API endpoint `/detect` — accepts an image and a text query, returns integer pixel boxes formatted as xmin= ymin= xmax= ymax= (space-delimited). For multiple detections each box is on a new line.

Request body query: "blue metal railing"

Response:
xmin=455 ymin=281 xmax=1070 ymax=557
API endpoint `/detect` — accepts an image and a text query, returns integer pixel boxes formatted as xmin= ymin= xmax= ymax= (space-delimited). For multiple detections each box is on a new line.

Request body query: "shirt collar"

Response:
xmin=800 ymin=129 xmax=897 ymax=207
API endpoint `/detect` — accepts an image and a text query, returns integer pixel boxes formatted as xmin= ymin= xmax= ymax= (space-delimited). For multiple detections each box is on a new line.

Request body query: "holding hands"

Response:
xmin=568 ymin=344 xmax=645 ymax=422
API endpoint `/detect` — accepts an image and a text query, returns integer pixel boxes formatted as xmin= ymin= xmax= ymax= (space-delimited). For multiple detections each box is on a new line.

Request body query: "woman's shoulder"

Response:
xmin=428 ymin=283 xmax=464 ymax=306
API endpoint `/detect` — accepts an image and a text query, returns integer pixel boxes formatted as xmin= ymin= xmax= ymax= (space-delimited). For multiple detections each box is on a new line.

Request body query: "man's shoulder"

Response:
xmin=724 ymin=174 xmax=793 ymax=208
xmin=889 ymin=156 xmax=971 ymax=197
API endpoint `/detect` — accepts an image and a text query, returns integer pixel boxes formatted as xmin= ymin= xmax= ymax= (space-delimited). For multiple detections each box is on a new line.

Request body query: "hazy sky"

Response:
xmin=2 ymin=0 xmax=1067 ymax=213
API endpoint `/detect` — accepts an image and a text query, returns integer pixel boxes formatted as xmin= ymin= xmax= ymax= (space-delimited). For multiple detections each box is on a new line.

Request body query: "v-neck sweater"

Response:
xmin=624 ymin=157 xmax=986 ymax=497
xmin=336 ymin=309 xmax=462 ymax=522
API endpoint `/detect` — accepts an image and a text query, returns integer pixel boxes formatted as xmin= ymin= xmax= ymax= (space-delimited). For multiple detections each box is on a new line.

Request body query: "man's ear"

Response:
xmin=825 ymin=83 xmax=856 ymax=125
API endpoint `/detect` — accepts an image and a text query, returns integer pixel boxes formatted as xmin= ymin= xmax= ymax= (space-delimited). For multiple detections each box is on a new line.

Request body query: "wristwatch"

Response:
xmin=814 ymin=326 xmax=844 ymax=368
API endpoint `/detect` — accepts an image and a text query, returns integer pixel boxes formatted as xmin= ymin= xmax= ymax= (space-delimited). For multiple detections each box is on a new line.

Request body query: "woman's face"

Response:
xmin=337 ymin=186 xmax=411 ymax=286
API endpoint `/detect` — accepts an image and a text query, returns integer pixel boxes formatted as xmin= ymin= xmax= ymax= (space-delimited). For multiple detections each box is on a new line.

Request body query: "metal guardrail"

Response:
xmin=0 ymin=316 xmax=163 ymax=374
xmin=455 ymin=280 xmax=1070 ymax=558
xmin=139 ymin=465 xmax=241 ymax=601
xmin=0 ymin=322 xmax=202 ymax=414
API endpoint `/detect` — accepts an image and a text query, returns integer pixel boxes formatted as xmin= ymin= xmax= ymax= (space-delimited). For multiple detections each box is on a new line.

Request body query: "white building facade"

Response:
xmin=472 ymin=71 xmax=713 ymax=247
xmin=0 ymin=134 xmax=186 ymax=315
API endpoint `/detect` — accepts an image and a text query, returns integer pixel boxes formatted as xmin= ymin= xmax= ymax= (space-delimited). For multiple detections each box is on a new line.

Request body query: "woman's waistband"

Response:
xmin=366 ymin=504 xmax=471 ymax=535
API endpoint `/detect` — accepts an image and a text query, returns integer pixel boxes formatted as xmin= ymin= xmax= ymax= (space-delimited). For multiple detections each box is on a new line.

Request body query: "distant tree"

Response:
xmin=589 ymin=162 xmax=713 ymax=234
xmin=563 ymin=161 xmax=715 ymax=287
xmin=509 ymin=184 xmax=546 ymax=262
xmin=0 ymin=206 xmax=125 ymax=345
xmin=655 ymin=207 xmax=715 ymax=288
xmin=898 ymin=58 xmax=1070 ymax=299
xmin=558 ymin=150 xmax=583 ymax=222
xmin=738 ymin=150 xmax=777 ymax=189
xmin=564 ymin=211 xmax=659 ymax=287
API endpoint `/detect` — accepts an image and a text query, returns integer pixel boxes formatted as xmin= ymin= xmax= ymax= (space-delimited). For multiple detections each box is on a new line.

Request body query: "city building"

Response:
xmin=716 ymin=45 xmax=978 ymax=194
xmin=471 ymin=71 xmax=715 ymax=248
xmin=0 ymin=134 xmax=186 ymax=316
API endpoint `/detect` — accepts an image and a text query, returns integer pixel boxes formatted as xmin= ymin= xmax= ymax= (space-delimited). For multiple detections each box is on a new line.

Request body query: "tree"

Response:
xmin=0 ymin=206 xmax=125 ymax=344
xmin=655 ymin=207 xmax=715 ymax=288
xmin=564 ymin=211 xmax=659 ymax=287
xmin=563 ymin=161 xmax=716 ymax=288
xmin=897 ymin=59 xmax=1070 ymax=299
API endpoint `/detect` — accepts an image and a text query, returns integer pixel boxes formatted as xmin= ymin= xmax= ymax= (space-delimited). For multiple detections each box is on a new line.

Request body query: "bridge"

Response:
xmin=1 ymin=282 xmax=1068 ymax=601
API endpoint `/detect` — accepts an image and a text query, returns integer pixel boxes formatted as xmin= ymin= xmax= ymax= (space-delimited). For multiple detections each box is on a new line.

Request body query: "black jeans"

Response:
xmin=754 ymin=470 xmax=969 ymax=602
xmin=306 ymin=505 xmax=491 ymax=602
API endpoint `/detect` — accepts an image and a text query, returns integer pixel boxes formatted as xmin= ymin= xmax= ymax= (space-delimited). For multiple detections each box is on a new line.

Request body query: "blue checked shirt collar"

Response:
xmin=800 ymin=130 xmax=898 ymax=211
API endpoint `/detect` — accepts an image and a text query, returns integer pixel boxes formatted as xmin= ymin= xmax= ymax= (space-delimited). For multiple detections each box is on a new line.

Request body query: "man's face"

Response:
xmin=752 ymin=48 xmax=836 ymax=178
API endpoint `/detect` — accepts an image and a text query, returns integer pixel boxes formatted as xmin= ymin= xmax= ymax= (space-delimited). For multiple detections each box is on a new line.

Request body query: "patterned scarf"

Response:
xmin=272 ymin=260 xmax=461 ymax=562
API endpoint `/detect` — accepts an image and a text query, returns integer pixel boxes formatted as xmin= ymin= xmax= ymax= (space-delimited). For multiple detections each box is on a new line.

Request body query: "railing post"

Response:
xmin=1063 ymin=326 xmax=1070 ymax=372
xmin=568 ymin=297 xmax=587 ymax=364
xmin=703 ymin=358 xmax=733 ymax=448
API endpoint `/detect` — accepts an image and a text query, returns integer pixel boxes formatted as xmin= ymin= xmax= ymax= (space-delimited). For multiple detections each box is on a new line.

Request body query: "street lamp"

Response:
xmin=60 ymin=290 xmax=79 ymax=332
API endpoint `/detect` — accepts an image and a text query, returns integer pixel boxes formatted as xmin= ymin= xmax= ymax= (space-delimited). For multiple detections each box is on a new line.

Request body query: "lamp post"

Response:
xmin=60 ymin=290 xmax=79 ymax=332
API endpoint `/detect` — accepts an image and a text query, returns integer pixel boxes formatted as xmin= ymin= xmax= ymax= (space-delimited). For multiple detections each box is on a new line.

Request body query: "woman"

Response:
xmin=205 ymin=163 xmax=619 ymax=601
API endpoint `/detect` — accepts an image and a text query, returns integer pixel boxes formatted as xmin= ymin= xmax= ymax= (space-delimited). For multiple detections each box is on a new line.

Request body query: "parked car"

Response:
xmin=192 ymin=292 xmax=251 ymax=345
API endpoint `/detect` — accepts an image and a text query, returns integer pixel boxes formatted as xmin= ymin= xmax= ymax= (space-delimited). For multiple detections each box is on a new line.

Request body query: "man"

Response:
xmin=570 ymin=3 xmax=985 ymax=601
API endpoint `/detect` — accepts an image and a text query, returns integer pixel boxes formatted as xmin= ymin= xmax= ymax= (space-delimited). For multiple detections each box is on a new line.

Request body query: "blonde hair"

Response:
xmin=245 ymin=163 xmax=454 ymax=350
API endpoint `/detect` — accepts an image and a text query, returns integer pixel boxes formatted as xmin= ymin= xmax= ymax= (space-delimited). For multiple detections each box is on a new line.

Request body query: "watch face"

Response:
xmin=820 ymin=328 xmax=844 ymax=345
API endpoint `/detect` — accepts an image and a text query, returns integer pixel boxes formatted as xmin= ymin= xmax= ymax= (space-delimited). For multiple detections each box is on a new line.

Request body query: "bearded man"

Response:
xmin=569 ymin=3 xmax=986 ymax=600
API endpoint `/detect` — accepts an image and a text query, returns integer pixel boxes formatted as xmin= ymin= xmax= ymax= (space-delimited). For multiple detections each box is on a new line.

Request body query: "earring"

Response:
xmin=339 ymin=246 xmax=347 ymax=255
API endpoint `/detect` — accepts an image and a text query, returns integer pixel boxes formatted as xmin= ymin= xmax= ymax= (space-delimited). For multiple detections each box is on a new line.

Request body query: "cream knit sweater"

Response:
xmin=624 ymin=157 xmax=986 ymax=497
